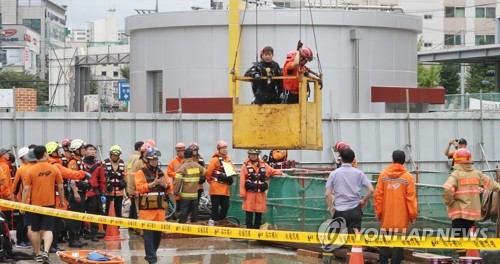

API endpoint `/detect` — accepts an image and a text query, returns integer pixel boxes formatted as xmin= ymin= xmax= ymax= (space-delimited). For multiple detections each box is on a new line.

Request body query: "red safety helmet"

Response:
xmin=217 ymin=140 xmax=228 ymax=149
xmin=300 ymin=47 xmax=313 ymax=62
xmin=453 ymin=148 xmax=472 ymax=164
xmin=333 ymin=141 xmax=350 ymax=152
xmin=190 ymin=142 xmax=199 ymax=151
xmin=61 ymin=138 xmax=72 ymax=148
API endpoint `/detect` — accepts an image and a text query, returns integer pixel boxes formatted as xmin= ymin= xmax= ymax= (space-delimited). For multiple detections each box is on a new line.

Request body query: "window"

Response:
xmin=475 ymin=35 xmax=495 ymax=45
xmin=151 ymin=71 xmax=163 ymax=113
xmin=113 ymin=71 xmax=119 ymax=77
xmin=22 ymin=19 xmax=41 ymax=33
xmin=444 ymin=34 xmax=461 ymax=45
xmin=424 ymin=14 xmax=433 ymax=19
xmin=455 ymin=7 xmax=465 ymax=17
xmin=445 ymin=6 xmax=465 ymax=18
xmin=476 ymin=7 xmax=485 ymax=18
xmin=486 ymin=7 xmax=496 ymax=18
xmin=476 ymin=7 xmax=496 ymax=18
xmin=424 ymin=42 xmax=433 ymax=47
xmin=101 ymin=71 xmax=107 ymax=76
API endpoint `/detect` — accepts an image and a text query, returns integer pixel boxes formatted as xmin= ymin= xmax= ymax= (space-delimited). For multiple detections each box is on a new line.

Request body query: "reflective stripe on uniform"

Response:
xmin=183 ymin=178 xmax=199 ymax=183
xmin=179 ymin=193 xmax=197 ymax=198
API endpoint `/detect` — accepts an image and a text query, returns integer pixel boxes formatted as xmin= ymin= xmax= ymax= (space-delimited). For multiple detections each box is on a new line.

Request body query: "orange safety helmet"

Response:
xmin=144 ymin=139 xmax=156 ymax=147
xmin=175 ymin=142 xmax=186 ymax=150
xmin=299 ymin=47 xmax=313 ymax=62
xmin=333 ymin=141 xmax=350 ymax=152
xmin=217 ymin=140 xmax=228 ymax=149
xmin=453 ymin=148 xmax=472 ymax=164
xmin=140 ymin=142 xmax=153 ymax=153
xmin=272 ymin=150 xmax=287 ymax=161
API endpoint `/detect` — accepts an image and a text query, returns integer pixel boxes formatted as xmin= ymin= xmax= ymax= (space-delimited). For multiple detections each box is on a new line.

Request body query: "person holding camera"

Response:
xmin=444 ymin=138 xmax=468 ymax=168
xmin=240 ymin=149 xmax=283 ymax=229
xmin=206 ymin=140 xmax=235 ymax=225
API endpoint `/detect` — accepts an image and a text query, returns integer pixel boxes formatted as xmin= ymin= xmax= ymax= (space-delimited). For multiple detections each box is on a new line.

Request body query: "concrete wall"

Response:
xmin=0 ymin=111 xmax=499 ymax=186
xmin=126 ymin=9 xmax=422 ymax=114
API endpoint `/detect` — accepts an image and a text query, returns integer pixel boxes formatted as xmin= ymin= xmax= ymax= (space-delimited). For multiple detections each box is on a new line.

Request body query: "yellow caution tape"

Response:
xmin=3 ymin=200 xmax=499 ymax=250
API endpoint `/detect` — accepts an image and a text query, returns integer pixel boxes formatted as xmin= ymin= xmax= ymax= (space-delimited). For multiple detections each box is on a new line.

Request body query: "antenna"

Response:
xmin=135 ymin=0 xmax=158 ymax=14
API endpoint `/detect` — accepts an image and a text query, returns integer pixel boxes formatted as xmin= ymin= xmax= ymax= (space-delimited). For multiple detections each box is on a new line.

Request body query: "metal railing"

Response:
xmin=429 ymin=92 xmax=500 ymax=111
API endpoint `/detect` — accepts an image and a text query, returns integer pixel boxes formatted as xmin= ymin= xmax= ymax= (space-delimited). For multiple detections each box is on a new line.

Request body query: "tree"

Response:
xmin=465 ymin=63 xmax=495 ymax=93
xmin=120 ymin=66 xmax=130 ymax=80
xmin=439 ymin=62 xmax=460 ymax=94
xmin=417 ymin=36 xmax=441 ymax=88
xmin=0 ymin=70 xmax=48 ymax=105
xmin=418 ymin=63 xmax=441 ymax=87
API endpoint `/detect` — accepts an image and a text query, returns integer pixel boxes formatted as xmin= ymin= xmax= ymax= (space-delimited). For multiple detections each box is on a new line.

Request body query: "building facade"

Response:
xmin=0 ymin=24 xmax=40 ymax=74
xmin=301 ymin=0 xmax=498 ymax=50
xmin=126 ymin=9 xmax=422 ymax=114
xmin=0 ymin=0 xmax=67 ymax=78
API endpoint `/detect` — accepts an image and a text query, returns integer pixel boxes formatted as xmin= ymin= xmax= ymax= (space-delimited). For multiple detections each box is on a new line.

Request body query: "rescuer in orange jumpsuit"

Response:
xmin=135 ymin=146 xmax=172 ymax=264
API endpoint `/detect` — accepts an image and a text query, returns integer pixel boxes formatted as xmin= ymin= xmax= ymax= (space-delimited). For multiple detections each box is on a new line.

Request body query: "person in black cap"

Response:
xmin=444 ymin=138 xmax=468 ymax=168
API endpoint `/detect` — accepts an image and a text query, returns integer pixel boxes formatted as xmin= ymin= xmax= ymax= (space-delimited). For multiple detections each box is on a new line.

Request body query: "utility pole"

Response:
xmin=460 ymin=29 xmax=465 ymax=109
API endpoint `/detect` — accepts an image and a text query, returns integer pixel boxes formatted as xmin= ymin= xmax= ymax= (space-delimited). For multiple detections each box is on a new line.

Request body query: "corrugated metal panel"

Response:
xmin=1 ymin=112 xmax=499 ymax=184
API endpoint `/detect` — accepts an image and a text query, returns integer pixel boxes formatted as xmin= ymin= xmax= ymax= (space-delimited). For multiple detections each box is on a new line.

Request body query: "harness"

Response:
xmin=212 ymin=157 xmax=226 ymax=182
xmin=75 ymin=161 xmax=100 ymax=192
xmin=104 ymin=158 xmax=126 ymax=193
xmin=138 ymin=168 xmax=167 ymax=210
xmin=244 ymin=162 xmax=268 ymax=193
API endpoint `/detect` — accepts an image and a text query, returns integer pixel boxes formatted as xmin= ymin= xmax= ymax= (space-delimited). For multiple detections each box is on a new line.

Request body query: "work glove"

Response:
xmin=225 ymin=176 xmax=234 ymax=186
xmin=84 ymin=172 xmax=92 ymax=181
xmin=318 ymin=80 xmax=323 ymax=90
xmin=254 ymin=74 xmax=262 ymax=81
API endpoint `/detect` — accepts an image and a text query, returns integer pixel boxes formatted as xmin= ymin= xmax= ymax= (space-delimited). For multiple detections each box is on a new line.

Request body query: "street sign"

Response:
xmin=118 ymin=81 xmax=130 ymax=101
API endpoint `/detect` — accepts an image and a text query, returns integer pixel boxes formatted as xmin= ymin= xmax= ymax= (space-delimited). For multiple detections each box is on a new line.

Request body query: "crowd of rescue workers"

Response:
xmin=0 ymin=135 xmax=498 ymax=264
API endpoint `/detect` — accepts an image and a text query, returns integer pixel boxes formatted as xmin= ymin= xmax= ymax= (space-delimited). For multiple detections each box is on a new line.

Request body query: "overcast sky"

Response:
xmin=52 ymin=0 xmax=211 ymax=29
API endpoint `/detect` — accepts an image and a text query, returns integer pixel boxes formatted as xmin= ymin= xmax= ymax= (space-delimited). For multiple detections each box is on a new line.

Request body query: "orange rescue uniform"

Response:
xmin=374 ymin=163 xmax=418 ymax=230
xmin=206 ymin=152 xmax=234 ymax=196
xmin=135 ymin=166 xmax=173 ymax=221
xmin=25 ymin=161 xmax=64 ymax=206
xmin=239 ymin=158 xmax=282 ymax=213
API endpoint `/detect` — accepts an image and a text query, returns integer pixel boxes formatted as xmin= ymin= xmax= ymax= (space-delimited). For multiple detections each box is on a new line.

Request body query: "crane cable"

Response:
xmin=231 ymin=0 xmax=250 ymax=73
xmin=306 ymin=0 xmax=322 ymax=75
xmin=255 ymin=0 xmax=259 ymax=62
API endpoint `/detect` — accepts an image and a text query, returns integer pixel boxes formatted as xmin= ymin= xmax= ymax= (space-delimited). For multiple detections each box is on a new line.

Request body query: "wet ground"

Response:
xmin=13 ymin=228 xmax=325 ymax=264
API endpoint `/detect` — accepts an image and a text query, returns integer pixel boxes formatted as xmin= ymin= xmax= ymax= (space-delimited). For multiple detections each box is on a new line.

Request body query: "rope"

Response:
xmin=306 ymin=0 xmax=322 ymax=74
xmin=231 ymin=0 xmax=250 ymax=72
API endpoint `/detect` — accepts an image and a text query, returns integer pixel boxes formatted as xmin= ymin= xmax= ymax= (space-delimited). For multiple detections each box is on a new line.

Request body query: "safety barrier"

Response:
xmin=2 ymin=199 xmax=499 ymax=250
